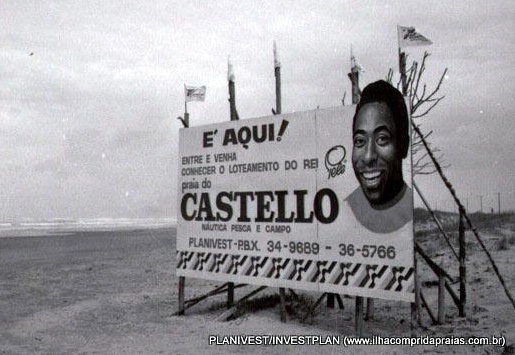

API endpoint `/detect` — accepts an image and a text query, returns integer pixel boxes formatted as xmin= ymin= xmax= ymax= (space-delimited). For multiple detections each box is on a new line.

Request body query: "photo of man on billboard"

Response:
xmin=345 ymin=80 xmax=413 ymax=233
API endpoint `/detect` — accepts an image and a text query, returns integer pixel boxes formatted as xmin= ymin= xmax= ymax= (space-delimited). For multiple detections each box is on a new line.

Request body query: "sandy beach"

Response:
xmin=1 ymin=217 xmax=514 ymax=355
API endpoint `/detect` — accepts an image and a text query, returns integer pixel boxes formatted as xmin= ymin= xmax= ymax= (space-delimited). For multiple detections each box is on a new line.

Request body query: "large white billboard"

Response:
xmin=177 ymin=105 xmax=414 ymax=302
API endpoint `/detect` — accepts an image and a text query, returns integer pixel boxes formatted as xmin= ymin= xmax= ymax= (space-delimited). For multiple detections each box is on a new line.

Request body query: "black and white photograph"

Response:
xmin=1 ymin=1 xmax=515 ymax=354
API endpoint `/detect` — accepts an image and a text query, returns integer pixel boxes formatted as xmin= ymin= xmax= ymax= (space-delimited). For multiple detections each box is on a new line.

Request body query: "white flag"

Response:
xmin=351 ymin=52 xmax=364 ymax=73
xmin=184 ymin=85 xmax=206 ymax=102
xmin=227 ymin=55 xmax=235 ymax=82
xmin=273 ymin=41 xmax=281 ymax=68
xmin=398 ymin=25 xmax=433 ymax=48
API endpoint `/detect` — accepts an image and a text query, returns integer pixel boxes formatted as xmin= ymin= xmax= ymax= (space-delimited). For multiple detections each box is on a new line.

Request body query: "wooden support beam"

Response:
xmin=355 ymin=296 xmax=364 ymax=337
xmin=411 ymin=255 xmax=421 ymax=336
xmin=335 ymin=294 xmax=344 ymax=309
xmin=458 ymin=210 xmax=466 ymax=317
xmin=185 ymin=283 xmax=229 ymax=306
xmin=279 ymin=288 xmax=287 ymax=322
xmin=288 ymin=289 xmax=300 ymax=301
xmin=438 ymin=273 xmax=446 ymax=324
xmin=178 ymin=276 xmax=185 ymax=316
xmin=173 ymin=283 xmax=247 ymax=315
xmin=420 ymin=289 xmax=437 ymax=325
xmin=415 ymin=242 xmax=453 ymax=281
xmin=301 ymin=293 xmax=327 ymax=323
xmin=217 ymin=286 xmax=268 ymax=321
xmin=444 ymin=280 xmax=461 ymax=309
xmin=413 ymin=183 xmax=459 ymax=260
xmin=327 ymin=293 xmax=335 ymax=308
xmin=365 ymin=298 xmax=374 ymax=320
xmin=227 ymin=282 xmax=234 ymax=309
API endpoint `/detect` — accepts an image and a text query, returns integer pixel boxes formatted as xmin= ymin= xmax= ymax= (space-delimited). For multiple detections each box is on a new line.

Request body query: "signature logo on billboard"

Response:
xmin=325 ymin=145 xmax=346 ymax=179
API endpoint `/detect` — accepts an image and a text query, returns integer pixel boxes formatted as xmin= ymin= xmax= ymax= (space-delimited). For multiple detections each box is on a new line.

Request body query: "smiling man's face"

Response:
xmin=352 ymin=102 xmax=404 ymax=206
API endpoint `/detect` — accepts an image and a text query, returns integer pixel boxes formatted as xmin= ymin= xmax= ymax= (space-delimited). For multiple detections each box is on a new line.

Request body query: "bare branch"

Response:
xmin=422 ymin=68 xmax=448 ymax=104
xmin=386 ymin=52 xmax=448 ymax=176
xmin=412 ymin=96 xmax=444 ymax=118
xmin=386 ymin=68 xmax=394 ymax=84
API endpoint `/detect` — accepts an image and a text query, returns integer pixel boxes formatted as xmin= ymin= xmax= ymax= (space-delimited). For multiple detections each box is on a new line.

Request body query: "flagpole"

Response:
xmin=273 ymin=41 xmax=282 ymax=115
xmin=348 ymin=44 xmax=360 ymax=104
xmin=184 ymin=99 xmax=189 ymax=128
xmin=398 ymin=25 xmax=408 ymax=96
xmin=398 ymin=24 xmax=421 ymax=333
xmin=228 ymin=56 xmax=239 ymax=121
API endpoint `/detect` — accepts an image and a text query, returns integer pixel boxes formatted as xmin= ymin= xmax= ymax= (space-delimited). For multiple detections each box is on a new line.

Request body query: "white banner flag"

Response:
xmin=185 ymin=85 xmax=206 ymax=102
xmin=398 ymin=26 xmax=433 ymax=48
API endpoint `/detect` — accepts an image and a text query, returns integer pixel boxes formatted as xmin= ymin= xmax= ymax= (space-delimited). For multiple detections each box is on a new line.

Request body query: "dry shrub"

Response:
xmin=496 ymin=234 xmax=515 ymax=251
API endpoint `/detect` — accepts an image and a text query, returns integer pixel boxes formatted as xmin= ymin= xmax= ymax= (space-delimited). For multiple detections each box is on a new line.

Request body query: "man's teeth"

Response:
xmin=363 ymin=171 xmax=381 ymax=179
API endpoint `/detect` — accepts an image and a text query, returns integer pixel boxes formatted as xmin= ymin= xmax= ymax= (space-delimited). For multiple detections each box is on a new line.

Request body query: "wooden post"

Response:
xmin=414 ymin=182 xmax=459 ymax=259
xmin=228 ymin=80 xmax=237 ymax=121
xmin=355 ymin=296 xmax=364 ymax=337
xmin=411 ymin=255 xmax=421 ymax=335
xmin=226 ymin=57 xmax=238 ymax=308
xmin=274 ymin=41 xmax=282 ymax=115
xmin=183 ymin=101 xmax=189 ymax=128
xmin=273 ymin=41 xmax=287 ymax=322
xmin=365 ymin=298 xmax=374 ymax=320
xmin=228 ymin=56 xmax=238 ymax=121
xmin=348 ymin=46 xmax=361 ymax=106
xmin=348 ymin=47 xmax=368 ymax=324
xmin=327 ymin=294 xmax=335 ymax=309
xmin=458 ymin=209 xmax=466 ymax=317
xmin=178 ymin=276 xmax=185 ymax=315
xmin=279 ymin=288 xmax=287 ymax=322
xmin=438 ymin=271 xmax=446 ymax=324
xmin=399 ymin=50 xmax=408 ymax=95
xmin=177 ymin=98 xmax=189 ymax=315
xmin=227 ymin=282 xmax=234 ymax=309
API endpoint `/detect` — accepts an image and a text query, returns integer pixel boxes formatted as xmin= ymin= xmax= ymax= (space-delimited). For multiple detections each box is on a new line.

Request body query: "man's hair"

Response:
xmin=353 ymin=80 xmax=410 ymax=158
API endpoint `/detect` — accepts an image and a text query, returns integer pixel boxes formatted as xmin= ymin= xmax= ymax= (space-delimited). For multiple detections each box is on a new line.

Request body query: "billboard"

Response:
xmin=177 ymin=105 xmax=414 ymax=302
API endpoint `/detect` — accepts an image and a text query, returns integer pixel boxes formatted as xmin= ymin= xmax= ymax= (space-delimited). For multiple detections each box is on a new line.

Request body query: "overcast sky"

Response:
xmin=1 ymin=0 xmax=514 ymax=219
